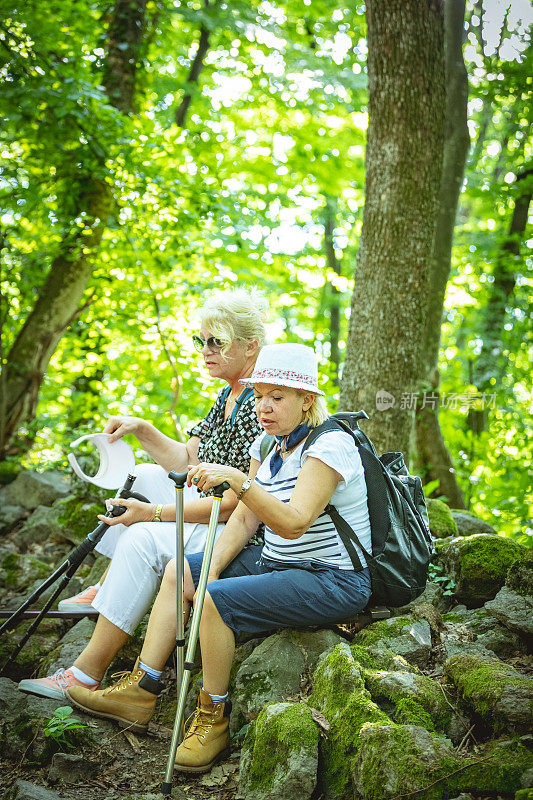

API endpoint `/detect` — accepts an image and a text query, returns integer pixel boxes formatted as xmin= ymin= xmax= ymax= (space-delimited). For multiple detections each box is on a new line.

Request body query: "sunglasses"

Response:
xmin=192 ymin=334 xmax=225 ymax=353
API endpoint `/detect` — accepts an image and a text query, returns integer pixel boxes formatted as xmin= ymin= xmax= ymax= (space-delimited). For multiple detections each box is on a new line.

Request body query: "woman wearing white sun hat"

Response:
xmin=66 ymin=343 xmax=372 ymax=773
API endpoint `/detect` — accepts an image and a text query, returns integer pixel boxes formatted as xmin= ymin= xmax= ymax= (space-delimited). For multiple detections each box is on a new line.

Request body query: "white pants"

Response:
xmin=92 ymin=463 xmax=224 ymax=634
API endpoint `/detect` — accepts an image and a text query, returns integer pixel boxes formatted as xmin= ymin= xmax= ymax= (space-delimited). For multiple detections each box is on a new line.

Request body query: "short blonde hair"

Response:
xmin=198 ymin=288 xmax=268 ymax=358
xmin=299 ymin=392 xmax=329 ymax=428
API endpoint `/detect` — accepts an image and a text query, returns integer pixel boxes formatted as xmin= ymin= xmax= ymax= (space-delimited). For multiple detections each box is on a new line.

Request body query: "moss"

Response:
xmin=309 ymin=644 xmax=391 ymax=797
xmin=445 ymin=654 xmax=532 ymax=731
xmin=0 ymin=461 xmax=20 ymax=485
xmin=506 ymin=558 xmax=533 ymax=596
xmin=55 ymin=495 xmax=107 ymax=543
xmin=363 ymin=669 xmax=451 ymax=733
xmin=427 ymin=499 xmax=458 ymax=538
xmin=353 ymin=617 xmax=415 ymax=648
xmin=243 ymin=702 xmax=318 ymax=793
xmin=350 ymin=644 xmax=419 ymax=673
xmin=459 ymin=535 xmax=523 ymax=584
xmin=392 ymin=698 xmax=435 ymax=730
xmin=515 ymin=791 xmax=533 ymax=800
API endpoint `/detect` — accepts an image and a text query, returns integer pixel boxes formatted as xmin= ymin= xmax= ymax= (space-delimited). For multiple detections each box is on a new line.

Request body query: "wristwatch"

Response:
xmin=237 ymin=477 xmax=253 ymax=501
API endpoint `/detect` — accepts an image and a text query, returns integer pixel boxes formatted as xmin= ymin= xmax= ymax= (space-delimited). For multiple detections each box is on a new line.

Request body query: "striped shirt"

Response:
xmin=250 ymin=429 xmax=372 ymax=570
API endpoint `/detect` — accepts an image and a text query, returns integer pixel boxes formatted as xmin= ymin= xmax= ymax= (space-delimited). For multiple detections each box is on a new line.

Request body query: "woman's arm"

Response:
xmin=188 ymin=456 xmax=341 ymax=540
xmin=104 ymin=415 xmax=200 ymax=473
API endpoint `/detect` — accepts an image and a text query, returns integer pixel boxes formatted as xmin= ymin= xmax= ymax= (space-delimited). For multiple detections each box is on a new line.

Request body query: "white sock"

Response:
xmin=204 ymin=687 xmax=228 ymax=704
xmin=70 ymin=665 xmax=98 ymax=685
xmin=92 ymin=581 xmax=101 ymax=591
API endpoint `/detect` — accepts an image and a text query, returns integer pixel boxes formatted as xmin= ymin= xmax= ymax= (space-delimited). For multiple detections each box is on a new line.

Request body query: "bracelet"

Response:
xmin=152 ymin=504 xmax=163 ymax=522
xmin=237 ymin=477 xmax=253 ymax=501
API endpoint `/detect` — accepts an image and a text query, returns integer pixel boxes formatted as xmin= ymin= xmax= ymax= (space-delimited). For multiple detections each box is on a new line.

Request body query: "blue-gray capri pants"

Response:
xmin=186 ymin=545 xmax=371 ymax=636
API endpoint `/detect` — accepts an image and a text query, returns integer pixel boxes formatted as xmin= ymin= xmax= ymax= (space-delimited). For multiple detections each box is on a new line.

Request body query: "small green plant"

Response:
xmin=43 ymin=706 xmax=88 ymax=750
xmin=428 ymin=562 xmax=456 ymax=596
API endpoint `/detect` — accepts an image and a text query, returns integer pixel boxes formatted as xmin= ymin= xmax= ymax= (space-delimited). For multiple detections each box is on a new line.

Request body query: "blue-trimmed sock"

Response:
xmin=138 ymin=661 xmax=162 ymax=681
xmin=204 ymin=687 xmax=228 ymax=704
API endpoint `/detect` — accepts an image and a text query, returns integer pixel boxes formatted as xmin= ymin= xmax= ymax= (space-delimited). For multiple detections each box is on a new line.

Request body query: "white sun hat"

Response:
xmin=239 ymin=343 xmax=325 ymax=396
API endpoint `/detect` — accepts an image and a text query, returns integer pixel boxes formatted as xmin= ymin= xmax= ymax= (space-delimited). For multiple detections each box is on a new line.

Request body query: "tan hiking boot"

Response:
xmin=174 ymin=689 xmax=231 ymax=773
xmin=66 ymin=659 xmax=163 ymax=733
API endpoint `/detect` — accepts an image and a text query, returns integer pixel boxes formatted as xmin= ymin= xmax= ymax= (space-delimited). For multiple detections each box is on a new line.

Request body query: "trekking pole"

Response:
xmin=0 ymin=474 xmax=150 ymax=671
xmin=161 ymin=479 xmax=229 ymax=796
xmin=167 ymin=471 xmax=188 ymax=741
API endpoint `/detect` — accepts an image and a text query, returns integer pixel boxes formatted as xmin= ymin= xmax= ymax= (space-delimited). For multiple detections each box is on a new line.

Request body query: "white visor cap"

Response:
xmin=67 ymin=433 xmax=136 ymax=489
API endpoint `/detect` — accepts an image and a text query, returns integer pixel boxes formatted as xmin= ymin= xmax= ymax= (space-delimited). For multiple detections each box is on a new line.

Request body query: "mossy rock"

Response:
xmin=439 ymin=534 xmax=525 ymax=606
xmin=0 ymin=620 xmax=63 ymax=680
xmin=54 ymin=495 xmax=107 ymax=544
xmin=353 ymin=615 xmax=432 ymax=668
xmin=308 ymin=643 xmax=391 ymax=798
xmin=353 ymin=723 xmax=532 ymax=800
xmin=427 ymin=499 xmax=458 ymax=538
xmin=0 ymin=550 xmax=52 ymax=591
xmin=444 ymin=653 xmax=533 ymax=733
xmin=507 ymin=559 xmax=533 ymax=596
xmin=350 ymin=643 xmax=421 ymax=674
xmin=0 ymin=460 xmax=21 ymax=485
xmin=363 ymin=669 xmax=453 ymax=734
xmin=239 ymin=702 xmax=319 ymax=800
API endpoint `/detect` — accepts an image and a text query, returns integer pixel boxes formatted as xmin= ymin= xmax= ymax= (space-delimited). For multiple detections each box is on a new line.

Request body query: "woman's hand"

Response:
xmin=103 ymin=415 xmax=146 ymax=443
xmin=97 ymin=497 xmax=156 ymax=527
xmin=187 ymin=462 xmax=245 ymax=494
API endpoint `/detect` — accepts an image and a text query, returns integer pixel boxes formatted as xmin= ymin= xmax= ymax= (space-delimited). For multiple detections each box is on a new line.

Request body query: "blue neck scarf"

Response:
xmin=269 ymin=423 xmax=310 ymax=477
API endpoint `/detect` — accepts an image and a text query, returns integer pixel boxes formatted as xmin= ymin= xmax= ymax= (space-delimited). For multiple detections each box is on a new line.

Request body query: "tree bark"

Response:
xmin=414 ymin=0 xmax=470 ymax=508
xmin=0 ymin=0 xmax=147 ymax=457
xmin=175 ymin=0 xmax=213 ymax=127
xmin=339 ymin=0 xmax=446 ymax=458
xmin=323 ymin=197 xmax=342 ymax=384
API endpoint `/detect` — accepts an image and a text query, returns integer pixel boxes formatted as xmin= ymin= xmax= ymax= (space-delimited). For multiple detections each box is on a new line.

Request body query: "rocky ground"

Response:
xmin=0 ymin=470 xmax=532 ymax=800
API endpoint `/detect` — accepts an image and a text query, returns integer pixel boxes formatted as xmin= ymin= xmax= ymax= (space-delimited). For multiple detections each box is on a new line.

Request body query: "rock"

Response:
xmin=485 ymin=559 xmax=533 ymax=642
xmin=2 ymin=780 xmax=70 ymax=800
xmin=232 ymin=629 xmax=343 ymax=731
xmin=442 ymin=606 xmax=525 ymax=658
xmin=53 ymin=493 xmax=108 ymax=545
xmin=308 ymin=643 xmax=391 ymax=799
xmin=394 ymin=581 xmax=447 ymax=614
xmin=239 ymin=702 xmax=319 ymax=800
xmin=0 ymin=471 xmax=70 ymax=512
xmin=0 ymin=505 xmax=26 ymax=534
xmin=438 ymin=534 xmax=525 ymax=606
xmin=352 ymin=723 xmax=532 ymax=799
xmin=451 ymin=511 xmax=496 ymax=537
xmin=48 ymin=752 xmax=99 ymax=784
xmin=0 ymin=549 xmax=52 ymax=592
xmin=0 ymin=619 xmax=62 ymax=678
xmin=350 ymin=644 xmax=421 ymax=674
xmin=14 ymin=506 xmax=64 ymax=551
xmin=444 ymin=653 xmax=533 ymax=733
xmin=427 ymin=499 xmax=458 ymax=538
xmin=354 ymin=615 xmax=432 ymax=668
xmin=362 ymin=669 xmax=467 ymax=743
xmin=39 ymin=618 xmax=96 ymax=676
xmin=0 ymin=460 xmax=21 ymax=485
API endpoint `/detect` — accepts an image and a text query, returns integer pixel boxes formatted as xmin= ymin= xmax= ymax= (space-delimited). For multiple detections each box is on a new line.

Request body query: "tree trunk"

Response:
xmin=473 ymin=168 xmax=532 ymax=391
xmin=339 ymin=0 xmax=446 ymax=458
xmin=0 ymin=0 xmax=147 ymax=457
xmin=414 ymin=0 xmax=470 ymax=508
xmin=323 ymin=197 xmax=342 ymax=384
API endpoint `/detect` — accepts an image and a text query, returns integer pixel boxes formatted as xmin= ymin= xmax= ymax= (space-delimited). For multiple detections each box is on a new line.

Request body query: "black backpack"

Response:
xmin=259 ymin=411 xmax=433 ymax=608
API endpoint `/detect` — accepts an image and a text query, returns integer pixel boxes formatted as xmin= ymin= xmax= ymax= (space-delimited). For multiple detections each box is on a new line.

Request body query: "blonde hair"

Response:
xmin=198 ymin=288 xmax=268 ymax=358
xmin=299 ymin=392 xmax=329 ymax=428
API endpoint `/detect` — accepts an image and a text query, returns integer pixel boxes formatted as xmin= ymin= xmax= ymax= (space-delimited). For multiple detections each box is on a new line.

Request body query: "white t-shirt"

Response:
xmin=250 ymin=429 xmax=372 ymax=570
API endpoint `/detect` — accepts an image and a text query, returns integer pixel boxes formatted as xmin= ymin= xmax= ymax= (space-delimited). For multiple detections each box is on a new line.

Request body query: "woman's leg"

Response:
xmin=139 ymin=557 xmax=195 ymax=669
xmin=73 ymin=616 xmax=129 ymax=681
xmin=198 ymin=592 xmax=235 ymax=696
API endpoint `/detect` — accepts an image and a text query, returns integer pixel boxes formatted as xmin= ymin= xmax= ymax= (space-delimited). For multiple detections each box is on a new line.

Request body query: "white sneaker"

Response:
xmin=18 ymin=668 xmax=101 ymax=700
xmin=58 ymin=585 xmax=99 ymax=614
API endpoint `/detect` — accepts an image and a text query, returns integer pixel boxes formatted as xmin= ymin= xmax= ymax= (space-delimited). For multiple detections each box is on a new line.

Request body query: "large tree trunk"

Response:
xmin=339 ymin=0 xmax=446 ymax=458
xmin=323 ymin=197 xmax=342 ymax=384
xmin=414 ymin=0 xmax=470 ymax=508
xmin=0 ymin=0 xmax=147 ymax=457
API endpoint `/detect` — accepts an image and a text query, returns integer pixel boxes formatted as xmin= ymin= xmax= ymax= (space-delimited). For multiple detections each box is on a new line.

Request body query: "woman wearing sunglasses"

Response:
xmin=19 ymin=289 xmax=267 ymax=701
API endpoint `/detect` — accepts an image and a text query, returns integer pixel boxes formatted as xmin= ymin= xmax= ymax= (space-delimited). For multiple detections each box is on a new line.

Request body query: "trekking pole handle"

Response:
xmin=168 ymin=471 xmax=188 ymax=488
xmin=213 ymin=481 xmax=230 ymax=498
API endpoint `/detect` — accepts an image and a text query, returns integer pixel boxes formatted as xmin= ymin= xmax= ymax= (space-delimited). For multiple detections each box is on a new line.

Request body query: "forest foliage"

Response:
xmin=0 ymin=0 xmax=531 ymax=543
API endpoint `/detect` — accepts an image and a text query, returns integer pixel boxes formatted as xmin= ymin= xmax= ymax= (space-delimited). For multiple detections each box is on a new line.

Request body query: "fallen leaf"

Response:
xmin=310 ymin=707 xmax=331 ymax=732
xmin=122 ymin=730 xmax=142 ymax=753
